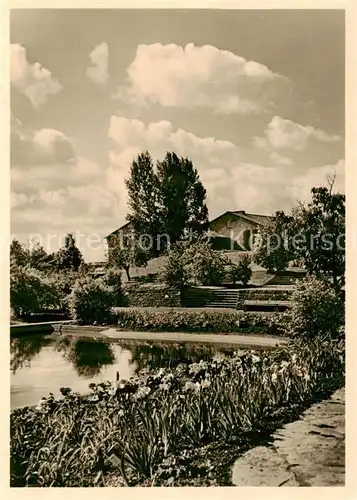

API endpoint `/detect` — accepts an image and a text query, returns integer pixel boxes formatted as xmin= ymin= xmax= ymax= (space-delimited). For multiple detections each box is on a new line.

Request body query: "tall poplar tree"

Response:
xmin=125 ymin=151 xmax=209 ymax=254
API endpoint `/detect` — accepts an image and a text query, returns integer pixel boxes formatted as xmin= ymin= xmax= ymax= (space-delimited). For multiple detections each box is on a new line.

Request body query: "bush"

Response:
xmin=160 ymin=247 xmax=187 ymax=288
xmin=114 ymin=308 xmax=285 ymax=336
xmin=49 ymin=270 xmax=82 ymax=311
xmin=228 ymin=255 xmax=252 ymax=285
xmin=102 ymin=267 xmax=123 ymax=306
xmin=68 ymin=276 xmax=116 ymax=324
xmin=183 ymin=239 xmax=228 ymax=286
xmin=285 ymin=276 xmax=344 ymax=339
xmin=122 ymin=284 xmax=181 ymax=307
xmin=10 ymin=265 xmax=60 ymax=317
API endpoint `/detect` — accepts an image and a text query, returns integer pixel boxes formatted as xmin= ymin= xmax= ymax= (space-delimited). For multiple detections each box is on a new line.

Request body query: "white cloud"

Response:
xmin=11 ymin=118 xmax=124 ymax=260
xmin=11 ymin=44 xmax=62 ymax=107
xmin=11 ymin=156 xmax=101 ymax=195
xmin=269 ymin=151 xmax=293 ymax=166
xmin=86 ymin=42 xmax=109 ymax=84
xmin=11 ymin=119 xmax=76 ymax=166
xmin=11 ymin=113 xmax=345 ymax=261
xmin=109 ymin=116 xmax=239 ymax=169
xmin=254 ymin=116 xmax=342 ymax=152
xmin=11 ymin=118 xmax=101 ymax=193
xmin=108 ymin=115 xmax=344 ymax=220
xmin=115 ymin=43 xmax=289 ymax=114
xmin=289 ymin=159 xmax=345 ymax=203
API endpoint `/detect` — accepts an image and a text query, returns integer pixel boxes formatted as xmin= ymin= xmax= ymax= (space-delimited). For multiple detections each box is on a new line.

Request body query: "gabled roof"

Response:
xmin=105 ymin=221 xmax=131 ymax=239
xmin=210 ymin=210 xmax=274 ymax=227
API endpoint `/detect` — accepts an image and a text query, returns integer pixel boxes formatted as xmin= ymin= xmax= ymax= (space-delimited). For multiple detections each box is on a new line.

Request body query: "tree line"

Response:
xmin=11 ymin=150 xmax=345 ymax=293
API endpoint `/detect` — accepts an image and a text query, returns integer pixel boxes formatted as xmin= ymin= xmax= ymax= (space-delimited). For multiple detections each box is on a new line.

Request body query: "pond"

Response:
xmin=11 ymin=334 xmax=238 ymax=409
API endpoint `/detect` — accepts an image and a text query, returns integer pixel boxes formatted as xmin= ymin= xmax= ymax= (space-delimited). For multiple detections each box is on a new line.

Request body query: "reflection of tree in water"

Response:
xmin=11 ymin=336 xmax=53 ymax=374
xmin=123 ymin=342 xmax=230 ymax=373
xmin=56 ymin=337 xmax=116 ymax=378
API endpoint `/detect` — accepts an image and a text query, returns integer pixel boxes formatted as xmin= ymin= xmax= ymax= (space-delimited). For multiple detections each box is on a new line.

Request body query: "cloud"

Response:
xmin=11 ymin=119 xmax=76 ymax=166
xmin=254 ymin=116 xmax=342 ymax=152
xmin=11 ymin=117 xmax=101 ymax=193
xmin=11 ymin=113 xmax=345 ymax=261
xmin=86 ymin=42 xmax=109 ymax=84
xmin=10 ymin=117 xmax=123 ymax=259
xmin=11 ymin=44 xmax=62 ymax=107
xmin=289 ymin=159 xmax=345 ymax=203
xmin=115 ymin=43 xmax=289 ymax=114
xmin=109 ymin=116 xmax=239 ymax=168
xmin=108 ymin=115 xmax=344 ymax=220
xmin=269 ymin=151 xmax=293 ymax=166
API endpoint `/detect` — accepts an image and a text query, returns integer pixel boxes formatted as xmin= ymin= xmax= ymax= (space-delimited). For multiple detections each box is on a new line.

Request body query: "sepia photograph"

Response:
xmin=8 ymin=7 xmax=347 ymax=489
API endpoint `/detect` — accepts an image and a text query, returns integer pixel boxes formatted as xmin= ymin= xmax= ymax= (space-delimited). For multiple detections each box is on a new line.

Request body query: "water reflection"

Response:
xmin=11 ymin=336 xmax=53 ymax=374
xmin=55 ymin=337 xmax=116 ymax=378
xmin=10 ymin=335 xmax=235 ymax=409
xmin=126 ymin=341 xmax=230 ymax=372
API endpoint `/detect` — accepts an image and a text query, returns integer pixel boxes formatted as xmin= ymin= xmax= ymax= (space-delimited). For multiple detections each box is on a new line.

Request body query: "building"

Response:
xmin=106 ymin=221 xmax=132 ymax=242
xmin=208 ymin=210 xmax=274 ymax=251
xmin=105 ymin=210 xmax=273 ymax=252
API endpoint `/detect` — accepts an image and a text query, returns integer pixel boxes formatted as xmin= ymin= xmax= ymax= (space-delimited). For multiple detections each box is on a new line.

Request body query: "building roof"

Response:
xmin=105 ymin=221 xmax=131 ymax=239
xmin=105 ymin=210 xmax=273 ymax=241
xmin=209 ymin=210 xmax=274 ymax=227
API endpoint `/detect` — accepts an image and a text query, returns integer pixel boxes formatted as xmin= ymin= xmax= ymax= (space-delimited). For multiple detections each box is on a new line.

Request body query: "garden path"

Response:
xmin=231 ymin=388 xmax=345 ymax=486
xmin=58 ymin=326 xmax=285 ymax=349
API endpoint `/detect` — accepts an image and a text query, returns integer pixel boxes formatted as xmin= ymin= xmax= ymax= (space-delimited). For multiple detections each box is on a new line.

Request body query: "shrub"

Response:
xmin=103 ymin=267 xmax=123 ymax=305
xmin=160 ymin=247 xmax=187 ymax=288
xmin=183 ymin=239 xmax=228 ymax=286
xmin=114 ymin=308 xmax=285 ymax=336
xmin=68 ymin=276 xmax=115 ymax=324
xmin=50 ymin=270 xmax=82 ymax=311
xmin=285 ymin=275 xmax=344 ymax=339
xmin=10 ymin=265 xmax=60 ymax=317
xmin=122 ymin=284 xmax=181 ymax=308
xmin=229 ymin=255 xmax=252 ymax=286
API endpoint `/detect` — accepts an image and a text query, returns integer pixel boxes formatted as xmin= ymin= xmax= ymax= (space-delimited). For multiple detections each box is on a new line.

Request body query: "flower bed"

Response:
xmin=11 ymin=337 xmax=344 ymax=487
xmin=114 ymin=308 xmax=285 ymax=336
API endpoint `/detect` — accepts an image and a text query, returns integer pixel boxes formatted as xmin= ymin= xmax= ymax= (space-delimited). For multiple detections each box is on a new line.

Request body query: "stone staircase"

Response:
xmin=181 ymin=286 xmax=295 ymax=311
xmin=181 ymin=287 xmax=240 ymax=309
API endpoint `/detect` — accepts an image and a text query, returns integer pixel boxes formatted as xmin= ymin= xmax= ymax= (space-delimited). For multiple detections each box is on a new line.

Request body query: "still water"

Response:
xmin=11 ymin=334 xmax=236 ymax=409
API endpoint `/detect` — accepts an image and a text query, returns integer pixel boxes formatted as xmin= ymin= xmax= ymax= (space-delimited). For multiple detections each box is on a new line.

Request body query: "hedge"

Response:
xmin=114 ymin=308 xmax=286 ymax=336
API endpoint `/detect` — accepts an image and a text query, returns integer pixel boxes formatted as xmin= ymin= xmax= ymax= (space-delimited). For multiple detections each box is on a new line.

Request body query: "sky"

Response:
xmin=10 ymin=9 xmax=345 ymax=261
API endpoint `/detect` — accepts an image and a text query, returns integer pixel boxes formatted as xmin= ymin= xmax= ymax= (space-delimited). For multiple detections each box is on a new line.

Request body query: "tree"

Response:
xmin=156 ymin=152 xmax=209 ymax=245
xmin=28 ymin=243 xmax=58 ymax=271
xmin=125 ymin=151 xmax=163 ymax=254
xmin=125 ymin=151 xmax=209 ymax=255
xmin=107 ymin=234 xmax=150 ymax=281
xmin=290 ymin=182 xmax=345 ymax=291
xmin=253 ymin=179 xmax=345 ymax=291
xmin=55 ymin=234 xmax=83 ymax=271
xmin=253 ymin=211 xmax=295 ymax=273
xmin=10 ymin=265 xmax=60 ymax=317
xmin=10 ymin=239 xmax=29 ymax=267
